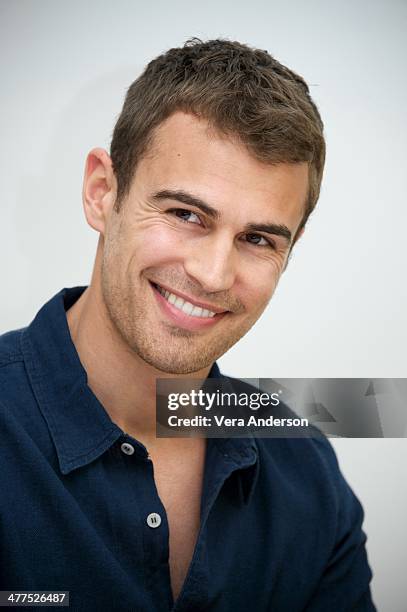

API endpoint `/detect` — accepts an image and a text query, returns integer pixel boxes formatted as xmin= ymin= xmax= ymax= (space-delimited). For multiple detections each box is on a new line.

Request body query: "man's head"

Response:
xmin=110 ymin=38 xmax=325 ymax=239
xmin=83 ymin=39 xmax=325 ymax=374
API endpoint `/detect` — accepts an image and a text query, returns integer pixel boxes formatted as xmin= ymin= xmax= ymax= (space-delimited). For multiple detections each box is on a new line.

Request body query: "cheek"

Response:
xmin=126 ymin=225 xmax=187 ymax=272
xmin=237 ymin=274 xmax=277 ymax=320
xmin=240 ymin=258 xmax=282 ymax=303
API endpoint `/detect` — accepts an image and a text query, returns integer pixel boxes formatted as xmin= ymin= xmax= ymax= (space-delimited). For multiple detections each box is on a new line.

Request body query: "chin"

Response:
xmin=122 ymin=333 xmax=206 ymax=374
xmin=140 ymin=351 xmax=209 ymax=375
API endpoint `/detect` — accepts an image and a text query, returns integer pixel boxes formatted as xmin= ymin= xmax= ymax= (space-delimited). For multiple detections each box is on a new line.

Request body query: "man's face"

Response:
xmin=101 ymin=112 xmax=308 ymax=374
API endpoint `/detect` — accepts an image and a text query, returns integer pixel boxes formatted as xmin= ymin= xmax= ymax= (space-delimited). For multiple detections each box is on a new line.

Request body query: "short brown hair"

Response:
xmin=110 ymin=38 xmax=325 ymax=240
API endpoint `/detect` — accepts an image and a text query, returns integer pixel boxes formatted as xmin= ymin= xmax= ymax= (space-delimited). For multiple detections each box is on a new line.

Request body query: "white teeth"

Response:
xmin=182 ymin=302 xmax=194 ymax=315
xmin=191 ymin=305 xmax=202 ymax=317
xmin=155 ymin=284 xmax=217 ymax=318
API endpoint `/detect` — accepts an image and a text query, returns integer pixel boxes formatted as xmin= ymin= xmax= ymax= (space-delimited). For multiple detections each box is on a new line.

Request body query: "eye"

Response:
xmin=169 ymin=208 xmax=202 ymax=225
xmin=244 ymin=233 xmax=275 ymax=248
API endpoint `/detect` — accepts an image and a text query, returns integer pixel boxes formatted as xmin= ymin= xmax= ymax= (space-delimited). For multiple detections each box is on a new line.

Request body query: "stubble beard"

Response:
xmin=101 ymin=263 xmax=258 ymax=375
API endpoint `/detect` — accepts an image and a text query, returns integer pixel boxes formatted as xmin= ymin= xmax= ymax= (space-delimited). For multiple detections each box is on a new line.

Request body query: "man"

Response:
xmin=0 ymin=39 xmax=375 ymax=611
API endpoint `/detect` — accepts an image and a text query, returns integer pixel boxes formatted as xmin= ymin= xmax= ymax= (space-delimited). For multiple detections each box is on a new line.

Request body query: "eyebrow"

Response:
xmin=245 ymin=222 xmax=292 ymax=243
xmin=151 ymin=188 xmax=292 ymax=243
xmin=152 ymin=189 xmax=220 ymax=220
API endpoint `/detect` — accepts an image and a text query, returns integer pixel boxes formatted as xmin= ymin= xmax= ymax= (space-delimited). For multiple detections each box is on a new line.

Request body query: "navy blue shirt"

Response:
xmin=0 ymin=287 xmax=375 ymax=611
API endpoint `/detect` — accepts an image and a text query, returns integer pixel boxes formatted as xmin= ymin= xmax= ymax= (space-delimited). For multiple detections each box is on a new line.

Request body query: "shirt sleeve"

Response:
xmin=304 ymin=438 xmax=377 ymax=611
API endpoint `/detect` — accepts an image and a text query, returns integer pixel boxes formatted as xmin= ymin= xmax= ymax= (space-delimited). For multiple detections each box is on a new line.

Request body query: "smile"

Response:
xmin=150 ymin=281 xmax=228 ymax=331
xmin=154 ymin=284 xmax=216 ymax=318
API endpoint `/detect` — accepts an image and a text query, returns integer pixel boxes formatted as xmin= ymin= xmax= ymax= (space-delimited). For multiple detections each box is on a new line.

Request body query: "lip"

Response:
xmin=150 ymin=281 xmax=228 ymax=314
xmin=150 ymin=282 xmax=228 ymax=331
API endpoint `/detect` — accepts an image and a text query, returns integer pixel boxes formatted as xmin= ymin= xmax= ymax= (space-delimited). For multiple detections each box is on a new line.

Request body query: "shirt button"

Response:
xmin=121 ymin=442 xmax=135 ymax=455
xmin=146 ymin=513 xmax=162 ymax=528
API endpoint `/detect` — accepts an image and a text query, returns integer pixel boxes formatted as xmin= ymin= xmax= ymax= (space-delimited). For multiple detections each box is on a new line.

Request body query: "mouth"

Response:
xmin=150 ymin=281 xmax=228 ymax=330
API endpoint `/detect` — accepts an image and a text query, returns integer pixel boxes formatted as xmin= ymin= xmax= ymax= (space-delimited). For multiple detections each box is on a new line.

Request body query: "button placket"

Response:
xmin=118 ymin=436 xmax=171 ymax=602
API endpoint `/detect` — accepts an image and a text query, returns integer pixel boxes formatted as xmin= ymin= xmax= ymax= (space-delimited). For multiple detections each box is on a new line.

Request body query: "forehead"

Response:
xmin=134 ymin=111 xmax=309 ymax=230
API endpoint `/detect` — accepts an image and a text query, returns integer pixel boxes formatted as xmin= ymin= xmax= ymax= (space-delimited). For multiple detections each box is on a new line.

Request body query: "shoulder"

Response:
xmin=0 ymin=326 xmax=33 ymax=416
xmin=224 ymin=374 xmax=351 ymax=502
xmin=254 ymin=432 xmax=365 ymax=542
xmin=0 ymin=327 xmax=26 ymax=368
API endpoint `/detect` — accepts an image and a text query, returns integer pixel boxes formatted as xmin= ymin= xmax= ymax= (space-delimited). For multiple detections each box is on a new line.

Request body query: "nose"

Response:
xmin=183 ymin=231 xmax=237 ymax=294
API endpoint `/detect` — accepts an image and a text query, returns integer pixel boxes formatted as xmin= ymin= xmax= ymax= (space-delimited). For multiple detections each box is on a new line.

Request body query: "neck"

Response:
xmin=66 ymin=278 xmax=211 ymax=452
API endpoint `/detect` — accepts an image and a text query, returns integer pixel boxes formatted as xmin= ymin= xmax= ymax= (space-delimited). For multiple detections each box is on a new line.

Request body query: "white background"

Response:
xmin=1 ymin=1 xmax=406 ymax=609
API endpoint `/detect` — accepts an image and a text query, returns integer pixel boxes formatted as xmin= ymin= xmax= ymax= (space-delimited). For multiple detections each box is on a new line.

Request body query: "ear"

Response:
xmin=82 ymin=148 xmax=117 ymax=235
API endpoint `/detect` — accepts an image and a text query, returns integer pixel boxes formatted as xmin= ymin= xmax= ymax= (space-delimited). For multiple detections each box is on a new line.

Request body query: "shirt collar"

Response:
xmin=21 ymin=287 xmax=258 ymax=502
xmin=21 ymin=287 xmax=123 ymax=475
